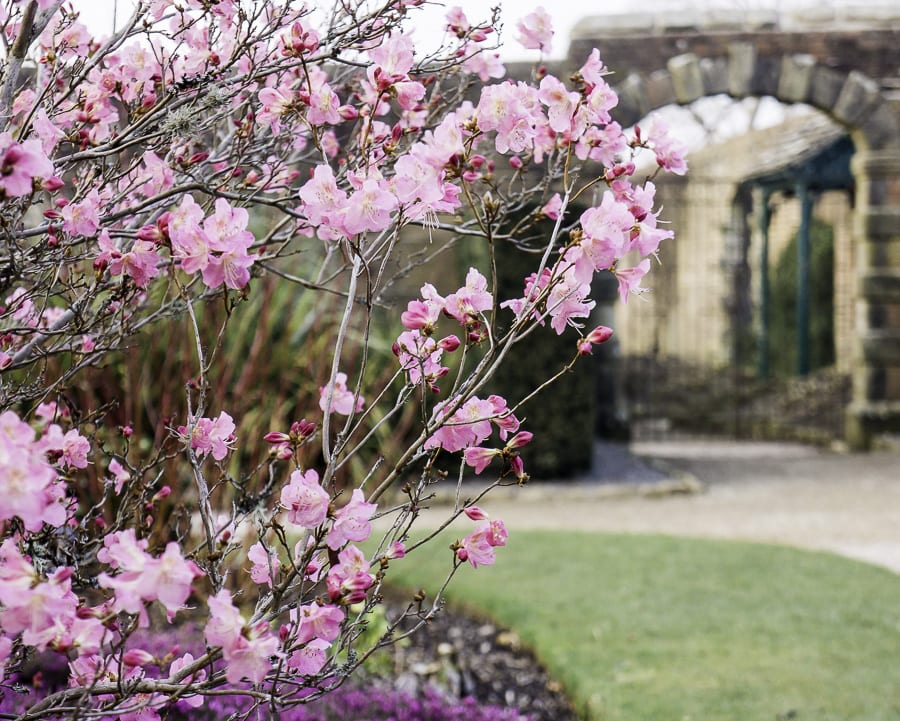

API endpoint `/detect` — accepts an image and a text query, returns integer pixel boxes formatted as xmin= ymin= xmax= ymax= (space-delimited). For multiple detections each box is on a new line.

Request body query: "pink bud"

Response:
xmin=511 ymin=456 xmax=528 ymax=482
xmin=386 ymin=541 xmax=406 ymax=559
xmin=506 ymin=431 xmax=533 ymax=449
xmin=509 ymin=156 xmax=523 ymax=170
xmin=137 ymin=224 xmax=162 ymax=242
xmin=585 ymin=325 xmax=613 ymax=344
xmin=464 ymin=505 xmax=489 ymax=521
xmin=437 ymin=335 xmax=460 ymax=352
xmin=0 ymin=351 xmax=11 ymax=370
xmin=42 ymin=176 xmax=64 ymax=191
xmin=264 ymin=431 xmax=291 ymax=444
xmin=291 ymin=419 xmax=315 ymax=438
xmin=152 ymin=486 xmax=171 ymax=502
xmin=123 ymin=649 xmax=155 ymax=667
xmin=577 ymin=339 xmax=592 ymax=356
xmin=274 ymin=444 xmax=293 ymax=460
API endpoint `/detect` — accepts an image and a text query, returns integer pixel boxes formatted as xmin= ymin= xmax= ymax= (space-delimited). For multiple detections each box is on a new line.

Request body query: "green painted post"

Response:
xmin=796 ymin=182 xmax=812 ymax=376
xmin=757 ymin=188 xmax=771 ymax=379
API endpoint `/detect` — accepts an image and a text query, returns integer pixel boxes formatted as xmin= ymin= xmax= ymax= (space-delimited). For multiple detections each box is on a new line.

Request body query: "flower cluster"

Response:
xmin=0 ymin=0 xmax=687 ymax=714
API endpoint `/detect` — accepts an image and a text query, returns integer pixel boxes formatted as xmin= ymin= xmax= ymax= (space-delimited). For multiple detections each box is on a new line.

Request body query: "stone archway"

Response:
xmin=568 ymin=15 xmax=900 ymax=447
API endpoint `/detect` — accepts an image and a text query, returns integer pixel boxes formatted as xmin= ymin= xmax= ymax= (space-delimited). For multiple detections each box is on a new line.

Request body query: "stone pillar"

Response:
xmin=847 ymin=149 xmax=900 ymax=448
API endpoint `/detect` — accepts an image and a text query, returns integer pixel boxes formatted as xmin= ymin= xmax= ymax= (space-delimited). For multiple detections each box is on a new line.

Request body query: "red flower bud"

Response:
xmin=585 ymin=325 xmax=613 ymax=344
xmin=437 ymin=335 xmax=460 ymax=352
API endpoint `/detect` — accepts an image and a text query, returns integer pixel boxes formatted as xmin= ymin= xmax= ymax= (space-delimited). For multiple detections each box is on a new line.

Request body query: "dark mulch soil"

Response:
xmin=383 ymin=600 xmax=578 ymax=721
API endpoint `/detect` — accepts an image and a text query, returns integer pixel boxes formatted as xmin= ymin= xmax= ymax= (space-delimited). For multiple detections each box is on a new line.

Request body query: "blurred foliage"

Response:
xmin=769 ymin=218 xmax=835 ymax=378
xmin=488 ymin=220 xmax=595 ymax=480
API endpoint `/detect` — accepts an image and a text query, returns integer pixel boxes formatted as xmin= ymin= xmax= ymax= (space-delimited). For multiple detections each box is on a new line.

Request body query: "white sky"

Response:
xmin=72 ymin=0 xmax=900 ymax=62
xmin=69 ymin=0 xmax=896 ymax=149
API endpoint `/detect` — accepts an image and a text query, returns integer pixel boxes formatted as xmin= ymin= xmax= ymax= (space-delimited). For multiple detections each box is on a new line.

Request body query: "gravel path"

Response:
xmin=418 ymin=440 xmax=900 ymax=574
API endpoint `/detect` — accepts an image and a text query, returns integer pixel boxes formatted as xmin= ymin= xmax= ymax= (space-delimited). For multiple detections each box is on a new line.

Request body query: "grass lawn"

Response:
xmin=384 ymin=531 xmax=900 ymax=721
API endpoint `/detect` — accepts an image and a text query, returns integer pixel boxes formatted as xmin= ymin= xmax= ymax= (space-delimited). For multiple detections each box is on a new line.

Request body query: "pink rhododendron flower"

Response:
xmin=179 ymin=411 xmax=236 ymax=461
xmin=463 ymin=45 xmax=506 ymax=82
xmin=515 ymin=7 xmax=553 ymax=53
xmin=288 ymin=637 xmax=331 ymax=675
xmin=61 ymin=189 xmax=102 ymax=237
xmin=457 ymin=519 xmax=508 ymax=568
xmin=61 ymin=428 xmax=91 ymax=469
xmin=615 ymin=259 xmax=652 ymax=302
xmin=325 ymin=544 xmax=374 ymax=602
xmin=168 ymin=653 xmax=207 ymax=707
xmin=107 ymin=458 xmax=131 ymax=493
xmin=319 ymin=371 xmax=364 ymax=416
xmin=293 ymin=602 xmax=344 ymax=645
xmin=281 ymin=468 xmax=330 ymax=528
xmin=643 ymin=113 xmax=688 ymax=176
xmin=463 ymin=446 xmax=500 ymax=474
xmin=248 ymin=542 xmax=281 ymax=586
xmin=97 ymin=231 xmax=161 ymax=289
xmin=444 ymin=268 xmax=493 ymax=324
xmin=0 ymin=133 xmax=54 ymax=197
xmin=205 ymin=589 xmax=280 ymax=684
xmin=541 ymin=193 xmax=562 ymax=220
xmin=326 ymin=489 xmax=376 ymax=550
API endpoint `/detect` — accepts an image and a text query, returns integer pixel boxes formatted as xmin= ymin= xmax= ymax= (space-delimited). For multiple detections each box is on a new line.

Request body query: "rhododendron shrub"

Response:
xmin=0 ymin=0 xmax=685 ymax=717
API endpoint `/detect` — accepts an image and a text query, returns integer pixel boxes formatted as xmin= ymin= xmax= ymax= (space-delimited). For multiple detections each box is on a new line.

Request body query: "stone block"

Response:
xmin=859 ymin=103 xmax=900 ymax=152
xmin=809 ymin=66 xmax=844 ymax=113
xmin=833 ymin=70 xmax=882 ymax=126
xmin=613 ymin=73 xmax=648 ymax=126
xmin=861 ymin=333 xmax=900 ymax=365
xmin=861 ymin=272 xmax=900 ymax=302
xmin=645 ymin=70 xmax=676 ymax=109
xmin=750 ymin=56 xmax=780 ymax=97
xmin=860 ymin=239 xmax=900 ymax=271
xmin=727 ymin=42 xmax=756 ymax=97
xmin=865 ymin=303 xmax=900 ymax=330
xmin=668 ymin=54 xmax=704 ymax=104
xmin=845 ymin=402 xmax=900 ymax=450
xmin=860 ymin=210 xmax=900 ymax=242
xmin=850 ymin=149 xmax=900 ymax=178
xmin=700 ymin=57 xmax=729 ymax=96
xmin=777 ymin=54 xmax=816 ymax=104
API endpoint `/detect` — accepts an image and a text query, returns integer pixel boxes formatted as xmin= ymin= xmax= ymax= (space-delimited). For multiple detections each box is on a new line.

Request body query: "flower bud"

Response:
xmin=437 ymin=335 xmax=460 ymax=352
xmin=506 ymin=431 xmax=533 ymax=450
xmin=123 ymin=649 xmax=155 ymax=667
xmin=386 ymin=541 xmax=406 ymax=559
xmin=586 ymin=325 xmax=613 ymax=344
xmin=464 ymin=505 xmax=489 ymax=521
xmin=264 ymin=431 xmax=291 ymax=444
